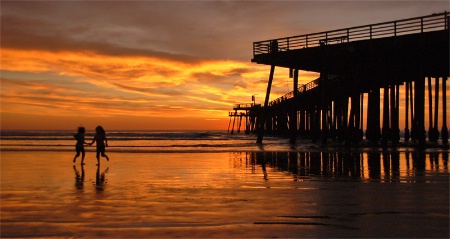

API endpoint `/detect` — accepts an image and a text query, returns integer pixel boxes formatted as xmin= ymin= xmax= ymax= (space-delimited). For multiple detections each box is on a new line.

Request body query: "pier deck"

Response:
xmin=229 ymin=12 xmax=449 ymax=147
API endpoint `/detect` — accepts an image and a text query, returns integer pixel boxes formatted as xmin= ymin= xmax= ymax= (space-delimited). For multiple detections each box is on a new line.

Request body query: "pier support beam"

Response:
xmin=442 ymin=77 xmax=448 ymax=145
xmin=310 ymin=107 xmax=321 ymax=143
xmin=231 ymin=110 xmax=237 ymax=134
xmin=405 ymin=82 xmax=411 ymax=142
xmin=427 ymin=77 xmax=441 ymax=142
xmin=391 ymin=84 xmax=400 ymax=145
xmin=299 ymin=109 xmax=306 ymax=137
xmin=382 ymin=86 xmax=390 ymax=146
xmin=432 ymin=77 xmax=440 ymax=142
xmin=237 ymin=115 xmax=243 ymax=133
xmin=360 ymin=93 xmax=364 ymax=141
xmin=428 ymin=77 xmax=433 ymax=141
xmin=409 ymin=81 xmax=415 ymax=141
xmin=334 ymin=97 xmax=348 ymax=143
xmin=348 ymin=93 xmax=361 ymax=144
xmin=380 ymin=84 xmax=400 ymax=146
xmin=366 ymin=88 xmax=381 ymax=144
xmin=413 ymin=77 xmax=426 ymax=147
xmin=257 ymin=65 xmax=275 ymax=144
xmin=289 ymin=69 xmax=299 ymax=144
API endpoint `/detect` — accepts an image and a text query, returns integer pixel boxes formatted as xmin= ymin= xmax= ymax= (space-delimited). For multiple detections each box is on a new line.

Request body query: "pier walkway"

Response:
xmin=229 ymin=12 xmax=449 ymax=147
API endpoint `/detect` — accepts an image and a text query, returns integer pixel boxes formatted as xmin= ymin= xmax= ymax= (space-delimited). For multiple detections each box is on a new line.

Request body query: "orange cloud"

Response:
xmin=2 ymin=48 xmax=319 ymax=130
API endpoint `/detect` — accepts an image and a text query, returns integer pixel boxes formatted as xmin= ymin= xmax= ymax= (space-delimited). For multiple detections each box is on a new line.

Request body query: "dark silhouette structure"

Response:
xmin=247 ymin=151 xmax=448 ymax=182
xmin=229 ymin=12 xmax=449 ymax=147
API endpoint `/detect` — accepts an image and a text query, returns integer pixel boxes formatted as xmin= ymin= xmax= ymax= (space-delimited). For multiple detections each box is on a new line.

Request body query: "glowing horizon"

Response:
xmin=0 ymin=47 xmax=317 ymax=130
xmin=1 ymin=1 xmax=448 ymax=131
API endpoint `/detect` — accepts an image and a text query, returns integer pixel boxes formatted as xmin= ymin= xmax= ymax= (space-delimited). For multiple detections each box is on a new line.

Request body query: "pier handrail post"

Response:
xmin=253 ymin=43 xmax=255 ymax=58
xmin=446 ymin=12 xmax=449 ymax=29
xmin=394 ymin=22 xmax=397 ymax=36
xmin=446 ymin=14 xmax=449 ymax=30
xmin=421 ymin=17 xmax=424 ymax=33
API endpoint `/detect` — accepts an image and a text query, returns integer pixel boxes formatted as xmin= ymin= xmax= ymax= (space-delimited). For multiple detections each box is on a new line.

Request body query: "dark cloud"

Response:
xmin=3 ymin=1 xmax=448 ymax=62
xmin=1 ymin=15 xmax=202 ymax=63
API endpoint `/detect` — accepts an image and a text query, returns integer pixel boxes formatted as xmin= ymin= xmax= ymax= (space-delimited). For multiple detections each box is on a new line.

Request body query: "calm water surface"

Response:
xmin=1 ymin=131 xmax=449 ymax=237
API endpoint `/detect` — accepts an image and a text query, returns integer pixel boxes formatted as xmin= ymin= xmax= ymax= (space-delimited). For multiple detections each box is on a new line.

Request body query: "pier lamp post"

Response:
xmin=252 ymin=94 xmax=258 ymax=106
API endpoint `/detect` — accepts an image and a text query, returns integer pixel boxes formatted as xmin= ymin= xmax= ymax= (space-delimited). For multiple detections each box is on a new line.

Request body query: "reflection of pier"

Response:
xmin=246 ymin=151 xmax=448 ymax=182
xmin=232 ymin=12 xmax=449 ymax=147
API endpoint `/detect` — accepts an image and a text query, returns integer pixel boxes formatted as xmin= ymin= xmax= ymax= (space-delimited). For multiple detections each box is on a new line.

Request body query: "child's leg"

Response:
xmin=96 ymin=151 xmax=100 ymax=165
xmin=81 ymin=149 xmax=85 ymax=164
xmin=101 ymin=152 xmax=109 ymax=161
xmin=73 ymin=148 xmax=80 ymax=163
xmin=100 ymin=147 xmax=109 ymax=161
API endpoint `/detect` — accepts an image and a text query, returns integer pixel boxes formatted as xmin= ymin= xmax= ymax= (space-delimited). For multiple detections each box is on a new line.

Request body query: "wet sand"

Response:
xmin=1 ymin=151 xmax=449 ymax=238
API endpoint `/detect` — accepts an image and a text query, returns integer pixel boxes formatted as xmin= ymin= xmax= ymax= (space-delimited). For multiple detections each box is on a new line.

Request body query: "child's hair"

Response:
xmin=95 ymin=126 xmax=105 ymax=134
xmin=78 ymin=127 xmax=86 ymax=134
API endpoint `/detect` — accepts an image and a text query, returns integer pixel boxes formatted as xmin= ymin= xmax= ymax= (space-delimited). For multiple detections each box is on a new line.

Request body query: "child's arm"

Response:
xmin=105 ymin=137 xmax=108 ymax=147
xmin=89 ymin=135 xmax=97 ymax=146
xmin=82 ymin=135 xmax=88 ymax=145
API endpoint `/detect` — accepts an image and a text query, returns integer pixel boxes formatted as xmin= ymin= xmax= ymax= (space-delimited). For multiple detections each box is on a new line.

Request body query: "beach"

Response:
xmin=1 ymin=150 xmax=449 ymax=238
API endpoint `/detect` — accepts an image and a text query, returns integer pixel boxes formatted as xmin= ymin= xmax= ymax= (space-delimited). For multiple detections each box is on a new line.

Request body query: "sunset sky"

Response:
xmin=1 ymin=1 xmax=449 ymax=131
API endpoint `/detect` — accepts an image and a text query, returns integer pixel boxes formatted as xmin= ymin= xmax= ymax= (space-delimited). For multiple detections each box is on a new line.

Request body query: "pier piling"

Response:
xmin=231 ymin=12 xmax=449 ymax=147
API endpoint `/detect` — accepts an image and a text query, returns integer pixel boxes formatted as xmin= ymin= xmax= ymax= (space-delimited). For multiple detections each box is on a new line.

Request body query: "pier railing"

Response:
xmin=269 ymin=75 xmax=341 ymax=106
xmin=233 ymin=103 xmax=258 ymax=109
xmin=253 ymin=12 xmax=449 ymax=57
xmin=229 ymin=103 xmax=261 ymax=116
xmin=269 ymin=79 xmax=317 ymax=106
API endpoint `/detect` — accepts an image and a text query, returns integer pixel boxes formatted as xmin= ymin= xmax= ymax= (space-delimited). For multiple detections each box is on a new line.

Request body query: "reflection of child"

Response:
xmin=90 ymin=126 xmax=109 ymax=165
xmin=73 ymin=127 xmax=88 ymax=164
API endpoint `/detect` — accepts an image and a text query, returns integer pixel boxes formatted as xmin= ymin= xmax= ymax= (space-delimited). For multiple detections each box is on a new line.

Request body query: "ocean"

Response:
xmin=1 ymin=130 xmax=448 ymax=182
xmin=1 ymin=130 xmax=449 ymax=237
xmin=0 ymin=130 xmax=289 ymax=153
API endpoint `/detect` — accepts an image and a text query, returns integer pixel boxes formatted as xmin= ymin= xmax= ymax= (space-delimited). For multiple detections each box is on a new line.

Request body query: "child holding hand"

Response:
xmin=73 ymin=127 xmax=88 ymax=164
xmin=90 ymin=126 xmax=110 ymax=165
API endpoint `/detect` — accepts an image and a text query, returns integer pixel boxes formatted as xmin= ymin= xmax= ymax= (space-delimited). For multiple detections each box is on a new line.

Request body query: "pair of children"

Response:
xmin=73 ymin=126 xmax=110 ymax=165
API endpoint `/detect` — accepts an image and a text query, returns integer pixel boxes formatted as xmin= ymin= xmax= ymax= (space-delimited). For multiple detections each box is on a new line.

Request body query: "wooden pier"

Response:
xmin=229 ymin=12 xmax=449 ymax=147
xmin=228 ymin=103 xmax=261 ymax=134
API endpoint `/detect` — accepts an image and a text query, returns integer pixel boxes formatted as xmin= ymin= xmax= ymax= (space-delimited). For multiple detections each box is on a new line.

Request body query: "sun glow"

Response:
xmin=2 ymin=48 xmax=307 ymax=130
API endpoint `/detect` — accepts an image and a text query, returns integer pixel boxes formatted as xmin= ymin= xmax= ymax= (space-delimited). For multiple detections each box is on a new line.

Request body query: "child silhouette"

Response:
xmin=73 ymin=127 xmax=88 ymax=164
xmin=90 ymin=126 xmax=110 ymax=165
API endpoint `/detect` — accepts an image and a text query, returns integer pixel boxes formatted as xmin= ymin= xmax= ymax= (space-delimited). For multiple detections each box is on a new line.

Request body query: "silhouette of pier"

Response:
xmin=229 ymin=12 xmax=449 ymax=147
xmin=247 ymin=150 xmax=448 ymax=182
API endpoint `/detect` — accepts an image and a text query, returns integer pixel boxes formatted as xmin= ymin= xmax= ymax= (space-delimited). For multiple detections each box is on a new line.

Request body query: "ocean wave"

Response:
xmin=0 ymin=130 xmax=312 ymax=153
xmin=0 ymin=130 xmax=238 ymax=141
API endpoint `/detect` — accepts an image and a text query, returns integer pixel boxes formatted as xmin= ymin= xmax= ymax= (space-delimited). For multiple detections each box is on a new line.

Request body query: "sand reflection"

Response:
xmin=95 ymin=165 xmax=109 ymax=192
xmin=73 ymin=163 xmax=109 ymax=192
xmin=247 ymin=150 xmax=449 ymax=182
xmin=73 ymin=165 xmax=85 ymax=190
xmin=0 ymin=151 xmax=448 ymax=238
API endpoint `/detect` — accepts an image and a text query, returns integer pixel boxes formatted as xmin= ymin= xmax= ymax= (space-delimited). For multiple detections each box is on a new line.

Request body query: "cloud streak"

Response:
xmin=1 ymin=48 xmax=289 ymax=121
xmin=1 ymin=1 xmax=448 ymax=130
